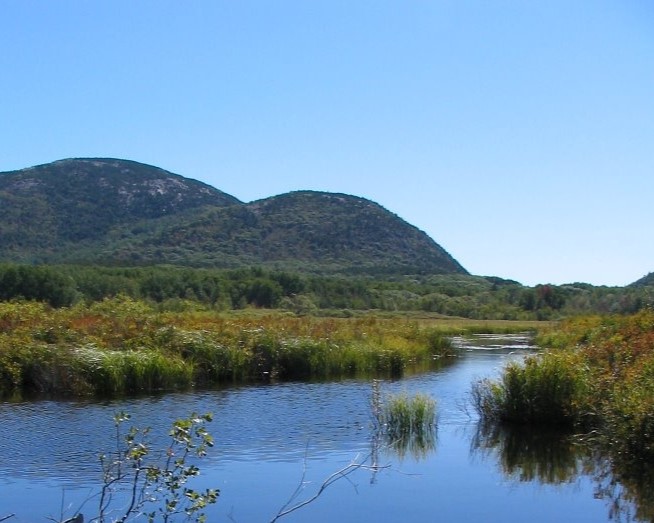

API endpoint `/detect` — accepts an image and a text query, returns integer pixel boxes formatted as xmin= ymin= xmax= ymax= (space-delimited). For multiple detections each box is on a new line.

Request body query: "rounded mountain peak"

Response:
xmin=0 ymin=157 xmax=242 ymax=245
xmin=247 ymin=190 xmax=467 ymax=275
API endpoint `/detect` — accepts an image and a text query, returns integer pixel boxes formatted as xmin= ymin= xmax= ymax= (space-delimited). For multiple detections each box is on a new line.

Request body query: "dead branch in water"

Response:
xmin=269 ymin=450 xmax=390 ymax=523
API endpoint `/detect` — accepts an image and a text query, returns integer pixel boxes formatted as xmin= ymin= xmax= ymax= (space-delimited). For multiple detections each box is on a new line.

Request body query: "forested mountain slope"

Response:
xmin=631 ymin=272 xmax=654 ymax=287
xmin=0 ymin=158 xmax=240 ymax=252
xmin=0 ymin=158 xmax=466 ymax=275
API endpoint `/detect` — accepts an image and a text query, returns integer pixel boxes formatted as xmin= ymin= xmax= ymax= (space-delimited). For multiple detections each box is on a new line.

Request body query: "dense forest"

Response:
xmin=0 ymin=263 xmax=651 ymax=320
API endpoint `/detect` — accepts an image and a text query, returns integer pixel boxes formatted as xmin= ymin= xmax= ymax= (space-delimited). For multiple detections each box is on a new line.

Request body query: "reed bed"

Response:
xmin=472 ymin=310 xmax=654 ymax=464
xmin=0 ymin=297 xmax=468 ymax=397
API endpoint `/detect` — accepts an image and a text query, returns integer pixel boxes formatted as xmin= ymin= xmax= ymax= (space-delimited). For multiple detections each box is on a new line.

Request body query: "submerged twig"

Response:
xmin=275 ymin=442 xmax=312 ymax=514
xmin=270 ymin=452 xmax=390 ymax=523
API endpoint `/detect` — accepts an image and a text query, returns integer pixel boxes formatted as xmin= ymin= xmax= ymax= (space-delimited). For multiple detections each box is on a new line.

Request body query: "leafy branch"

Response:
xmin=55 ymin=412 xmax=219 ymax=523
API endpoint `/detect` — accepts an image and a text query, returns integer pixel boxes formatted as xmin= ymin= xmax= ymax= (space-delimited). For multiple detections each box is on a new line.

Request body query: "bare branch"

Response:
xmin=274 ymin=442 xmax=311 ymax=515
xmin=269 ymin=452 xmax=390 ymax=523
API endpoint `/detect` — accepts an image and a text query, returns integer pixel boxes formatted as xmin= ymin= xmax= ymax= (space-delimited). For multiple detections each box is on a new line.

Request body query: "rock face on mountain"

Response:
xmin=0 ymin=158 xmax=467 ymax=275
xmin=0 ymin=158 xmax=239 ymax=246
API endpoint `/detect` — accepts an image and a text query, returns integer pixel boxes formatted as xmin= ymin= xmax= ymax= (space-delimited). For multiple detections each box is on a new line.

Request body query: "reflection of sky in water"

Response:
xmin=0 ymin=335 xmax=625 ymax=522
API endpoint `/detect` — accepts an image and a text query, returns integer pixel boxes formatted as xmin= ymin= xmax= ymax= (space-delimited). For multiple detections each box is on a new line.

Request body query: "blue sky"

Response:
xmin=2 ymin=1 xmax=652 ymax=286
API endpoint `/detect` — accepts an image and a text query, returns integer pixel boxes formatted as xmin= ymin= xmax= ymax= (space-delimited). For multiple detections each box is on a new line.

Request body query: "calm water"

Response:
xmin=0 ymin=335 xmax=648 ymax=522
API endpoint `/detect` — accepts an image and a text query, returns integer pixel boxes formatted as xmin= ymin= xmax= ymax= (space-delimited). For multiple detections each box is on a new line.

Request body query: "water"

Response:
xmin=0 ymin=334 xmax=648 ymax=522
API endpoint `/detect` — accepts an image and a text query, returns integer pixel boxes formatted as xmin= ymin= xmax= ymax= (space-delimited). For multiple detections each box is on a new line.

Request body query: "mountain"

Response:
xmin=247 ymin=191 xmax=466 ymax=273
xmin=0 ymin=158 xmax=240 ymax=253
xmin=0 ymin=158 xmax=467 ymax=275
xmin=630 ymin=273 xmax=654 ymax=287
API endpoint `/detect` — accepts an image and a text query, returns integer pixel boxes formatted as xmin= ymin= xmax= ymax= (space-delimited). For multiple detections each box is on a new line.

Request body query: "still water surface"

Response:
xmin=0 ymin=335 xmax=643 ymax=522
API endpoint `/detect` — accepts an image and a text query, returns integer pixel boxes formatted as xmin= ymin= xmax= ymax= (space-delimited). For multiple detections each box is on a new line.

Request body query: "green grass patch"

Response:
xmin=382 ymin=391 xmax=436 ymax=438
xmin=371 ymin=384 xmax=437 ymax=461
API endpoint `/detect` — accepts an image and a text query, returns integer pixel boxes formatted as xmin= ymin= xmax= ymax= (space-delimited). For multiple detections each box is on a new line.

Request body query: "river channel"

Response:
xmin=0 ymin=334 xmax=648 ymax=522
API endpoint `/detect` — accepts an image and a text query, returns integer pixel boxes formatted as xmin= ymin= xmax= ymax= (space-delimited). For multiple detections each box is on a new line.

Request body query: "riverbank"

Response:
xmin=0 ymin=297 xmax=540 ymax=397
xmin=473 ymin=310 xmax=654 ymax=467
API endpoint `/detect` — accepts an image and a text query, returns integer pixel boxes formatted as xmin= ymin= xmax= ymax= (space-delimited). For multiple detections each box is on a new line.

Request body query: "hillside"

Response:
xmin=248 ymin=191 xmax=466 ymax=273
xmin=631 ymin=272 xmax=654 ymax=287
xmin=0 ymin=158 xmax=467 ymax=275
xmin=0 ymin=158 xmax=240 ymax=258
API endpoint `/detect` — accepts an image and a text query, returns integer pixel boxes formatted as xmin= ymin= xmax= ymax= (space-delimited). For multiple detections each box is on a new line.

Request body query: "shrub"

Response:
xmin=473 ymin=311 xmax=654 ymax=468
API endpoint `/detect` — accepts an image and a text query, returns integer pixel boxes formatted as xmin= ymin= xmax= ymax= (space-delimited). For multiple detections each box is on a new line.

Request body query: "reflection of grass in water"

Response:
xmin=470 ymin=421 xmax=582 ymax=484
xmin=595 ymin=458 xmax=654 ymax=523
xmin=471 ymin=420 xmax=654 ymax=522
xmin=384 ymin=427 xmax=436 ymax=461
xmin=371 ymin=381 xmax=437 ymax=460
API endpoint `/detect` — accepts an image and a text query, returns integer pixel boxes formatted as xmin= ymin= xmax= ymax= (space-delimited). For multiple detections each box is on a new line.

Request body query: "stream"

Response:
xmin=0 ymin=334 xmax=649 ymax=522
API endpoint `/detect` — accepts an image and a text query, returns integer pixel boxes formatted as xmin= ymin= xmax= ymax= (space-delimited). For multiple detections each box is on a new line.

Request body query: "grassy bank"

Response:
xmin=473 ymin=310 xmax=654 ymax=464
xmin=0 ymin=296 xmax=517 ymax=397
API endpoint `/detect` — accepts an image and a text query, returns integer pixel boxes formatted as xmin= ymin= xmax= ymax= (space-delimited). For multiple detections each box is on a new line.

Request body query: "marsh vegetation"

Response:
xmin=473 ymin=309 xmax=654 ymax=515
xmin=0 ymin=296 xmax=504 ymax=397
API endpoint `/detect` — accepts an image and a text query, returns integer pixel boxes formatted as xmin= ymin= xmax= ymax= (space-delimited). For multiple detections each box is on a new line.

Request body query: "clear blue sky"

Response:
xmin=2 ymin=1 xmax=652 ymax=286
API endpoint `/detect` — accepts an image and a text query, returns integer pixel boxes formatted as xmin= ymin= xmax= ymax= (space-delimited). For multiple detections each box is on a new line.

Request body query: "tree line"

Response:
xmin=0 ymin=263 xmax=651 ymax=319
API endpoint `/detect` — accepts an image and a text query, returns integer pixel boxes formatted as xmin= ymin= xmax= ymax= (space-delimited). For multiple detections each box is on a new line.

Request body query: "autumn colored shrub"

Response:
xmin=474 ymin=310 xmax=654 ymax=461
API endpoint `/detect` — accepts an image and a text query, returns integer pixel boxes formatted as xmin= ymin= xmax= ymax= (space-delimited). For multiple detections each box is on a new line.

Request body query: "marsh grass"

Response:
xmin=372 ymin=381 xmax=437 ymax=459
xmin=382 ymin=391 xmax=436 ymax=438
xmin=0 ymin=297 xmax=514 ymax=397
xmin=473 ymin=310 xmax=654 ymax=466
xmin=472 ymin=352 xmax=587 ymax=426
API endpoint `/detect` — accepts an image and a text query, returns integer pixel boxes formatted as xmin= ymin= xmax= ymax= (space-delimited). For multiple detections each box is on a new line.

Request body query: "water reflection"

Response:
xmin=470 ymin=421 xmax=654 ymax=522
xmin=471 ymin=421 xmax=583 ymax=484
xmin=389 ymin=429 xmax=436 ymax=461
xmin=591 ymin=451 xmax=654 ymax=522
xmin=363 ymin=424 xmax=438 ymax=474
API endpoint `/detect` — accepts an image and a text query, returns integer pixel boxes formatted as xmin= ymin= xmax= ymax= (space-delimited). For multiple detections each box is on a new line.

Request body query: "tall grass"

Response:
xmin=382 ymin=391 xmax=436 ymax=438
xmin=372 ymin=380 xmax=437 ymax=459
xmin=0 ymin=297 xmax=469 ymax=397
xmin=472 ymin=310 xmax=654 ymax=464
xmin=472 ymin=352 xmax=588 ymax=426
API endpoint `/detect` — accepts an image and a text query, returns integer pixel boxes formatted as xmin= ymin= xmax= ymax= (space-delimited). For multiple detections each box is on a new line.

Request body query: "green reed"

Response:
xmin=472 ymin=351 xmax=588 ymax=426
xmin=372 ymin=381 xmax=436 ymax=438
xmin=384 ymin=392 xmax=436 ymax=438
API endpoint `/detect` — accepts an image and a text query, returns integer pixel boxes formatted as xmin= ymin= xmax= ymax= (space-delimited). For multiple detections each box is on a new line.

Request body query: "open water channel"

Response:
xmin=0 ymin=334 xmax=649 ymax=522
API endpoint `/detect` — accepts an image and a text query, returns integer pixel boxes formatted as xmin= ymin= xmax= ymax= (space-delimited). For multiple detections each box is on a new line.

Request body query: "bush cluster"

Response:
xmin=473 ymin=310 xmax=654 ymax=463
xmin=1 ymin=262 xmax=652 ymax=320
